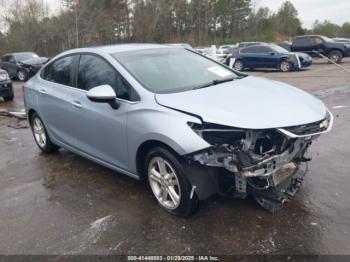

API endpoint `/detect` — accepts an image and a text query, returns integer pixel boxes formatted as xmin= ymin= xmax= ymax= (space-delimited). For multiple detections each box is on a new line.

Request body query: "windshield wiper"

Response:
xmin=192 ymin=77 xmax=235 ymax=90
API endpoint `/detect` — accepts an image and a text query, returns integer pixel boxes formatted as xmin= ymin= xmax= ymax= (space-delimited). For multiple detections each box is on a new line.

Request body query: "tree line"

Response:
xmin=0 ymin=0 xmax=349 ymax=57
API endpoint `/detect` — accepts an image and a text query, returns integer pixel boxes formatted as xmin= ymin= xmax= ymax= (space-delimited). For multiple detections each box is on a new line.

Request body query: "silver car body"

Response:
xmin=24 ymin=44 xmax=332 ymax=212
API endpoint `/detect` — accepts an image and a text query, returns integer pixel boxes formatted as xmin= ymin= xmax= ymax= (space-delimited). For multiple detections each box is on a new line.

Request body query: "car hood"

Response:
xmin=155 ymin=76 xmax=327 ymax=129
xmin=295 ymin=52 xmax=311 ymax=59
xmin=21 ymin=57 xmax=49 ymax=65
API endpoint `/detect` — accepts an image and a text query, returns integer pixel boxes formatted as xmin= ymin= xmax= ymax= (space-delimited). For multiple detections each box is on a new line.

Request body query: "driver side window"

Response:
xmin=77 ymin=54 xmax=139 ymax=101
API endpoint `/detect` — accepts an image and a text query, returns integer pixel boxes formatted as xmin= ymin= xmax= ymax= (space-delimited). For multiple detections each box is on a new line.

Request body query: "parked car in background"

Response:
xmin=291 ymin=35 xmax=350 ymax=63
xmin=217 ymin=45 xmax=236 ymax=60
xmin=0 ymin=52 xmax=49 ymax=81
xmin=226 ymin=44 xmax=312 ymax=72
xmin=167 ymin=43 xmax=193 ymax=49
xmin=0 ymin=69 xmax=13 ymax=101
xmin=238 ymin=42 xmax=265 ymax=48
xmin=273 ymin=41 xmax=292 ymax=51
xmin=25 ymin=44 xmax=332 ymax=216
xmin=333 ymin=38 xmax=350 ymax=43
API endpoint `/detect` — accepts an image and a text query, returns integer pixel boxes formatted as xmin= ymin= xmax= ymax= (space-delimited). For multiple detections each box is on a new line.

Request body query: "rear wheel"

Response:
xmin=30 ymin=113 xmax=59 ymax=153
xmin=233 ymin=60 xmax=244 ymax=71
xmin=280 ymin=60 xmax=291 ymax=72
xmin=145 ymin=146 xmax=199 ymax=217
xmin=328 ymin=50 xmax=343 ymax=64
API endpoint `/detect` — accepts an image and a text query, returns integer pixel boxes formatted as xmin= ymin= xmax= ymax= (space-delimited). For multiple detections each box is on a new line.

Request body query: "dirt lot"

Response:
xmin=1 ymin=58 xmax=350 ymax=257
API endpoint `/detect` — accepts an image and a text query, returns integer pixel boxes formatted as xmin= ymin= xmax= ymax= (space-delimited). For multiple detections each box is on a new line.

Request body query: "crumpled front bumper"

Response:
xmin=187 ymin=111 xmax=333 ymax=213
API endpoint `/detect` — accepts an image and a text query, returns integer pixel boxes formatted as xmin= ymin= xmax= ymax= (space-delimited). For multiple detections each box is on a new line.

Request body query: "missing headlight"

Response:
xmin=187 ymin=122 xmax=246 ymax=145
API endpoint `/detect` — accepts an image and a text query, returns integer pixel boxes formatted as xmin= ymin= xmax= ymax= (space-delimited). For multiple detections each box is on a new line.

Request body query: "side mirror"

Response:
xmin=87 ymin=84 xmax=120 ymax=109
xmin=270 ymin=52 xmax=276 ymax=56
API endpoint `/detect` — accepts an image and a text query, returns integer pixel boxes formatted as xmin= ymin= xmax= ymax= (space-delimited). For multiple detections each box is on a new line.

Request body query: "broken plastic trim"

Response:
xmin=186 ymin=121 xmax=314 ymax=181
xmin=278 ymin=110 xmax=333 ymax=138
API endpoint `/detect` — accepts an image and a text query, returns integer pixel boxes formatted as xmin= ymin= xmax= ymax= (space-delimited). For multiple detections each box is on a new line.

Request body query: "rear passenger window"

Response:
xmin=294 ymin=38 xmax=310 ymax=46
xmin=41 ymin=55 xmax=76 ymax=87
xmin=77 ymin=54 xmax=138 ymax=101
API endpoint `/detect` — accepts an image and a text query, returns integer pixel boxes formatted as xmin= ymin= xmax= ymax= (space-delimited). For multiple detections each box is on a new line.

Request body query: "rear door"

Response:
xmin=37 ymin=54 xmax=81 ymax=147
xmin=254 ymin=46 xmax=277 ymax=68
xmin=240 ymin=46 xmax=261 ymax=68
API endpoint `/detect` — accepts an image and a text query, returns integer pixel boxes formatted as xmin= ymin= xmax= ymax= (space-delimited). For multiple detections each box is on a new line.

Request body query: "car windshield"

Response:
xmin=321 ymin=36 xmax=334 ymax=42
xmin=113 ymin=48 xmax=238 ymax=94
xmin=15 ymin=53 xmax=39 ymax=62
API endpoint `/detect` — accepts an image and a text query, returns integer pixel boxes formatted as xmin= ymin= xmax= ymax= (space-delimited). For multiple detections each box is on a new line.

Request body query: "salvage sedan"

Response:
xmin=227 ymin=44 xmax=312 ymax=72
xmin=0 ymin=52 xmax=48 ymax=81
xmin=24 ymin=44 xmax=332 ymax=217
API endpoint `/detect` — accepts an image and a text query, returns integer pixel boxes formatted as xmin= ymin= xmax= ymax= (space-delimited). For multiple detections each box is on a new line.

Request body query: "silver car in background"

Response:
xmin=24 ymin=44 xmax=332 ymax=217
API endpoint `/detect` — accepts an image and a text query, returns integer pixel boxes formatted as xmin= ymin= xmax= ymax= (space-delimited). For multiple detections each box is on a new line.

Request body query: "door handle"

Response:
xmin=39 ymin=89 xmax=47 ymax=94
xmin=71 ymin=101 xmax=82 ymax=109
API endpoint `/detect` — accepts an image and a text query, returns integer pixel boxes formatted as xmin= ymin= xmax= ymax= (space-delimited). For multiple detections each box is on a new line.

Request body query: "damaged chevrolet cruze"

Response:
xmin=24 ymin=44 xmax=332 ymax=217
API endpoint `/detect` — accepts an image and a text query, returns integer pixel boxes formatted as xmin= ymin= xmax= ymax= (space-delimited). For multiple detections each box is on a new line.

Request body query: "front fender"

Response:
xmin=126 ymin=107 xmax=210 ymax=174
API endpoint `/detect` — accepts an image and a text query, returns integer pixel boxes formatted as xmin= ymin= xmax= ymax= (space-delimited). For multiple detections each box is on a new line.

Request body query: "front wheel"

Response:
xmin=145 ymin=146 xmax=199 ymax=217
xmin=280 ymin=60 xmax=291 ymax=72
xmin=233 ymin=60 xmax=244 ymax=71
xmin=30 ymin=113 xmax=60 ymax=153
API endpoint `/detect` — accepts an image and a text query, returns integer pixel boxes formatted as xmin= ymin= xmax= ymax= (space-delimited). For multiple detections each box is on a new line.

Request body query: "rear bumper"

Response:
xmin=0 ymin=81 xmax=13 ymax=96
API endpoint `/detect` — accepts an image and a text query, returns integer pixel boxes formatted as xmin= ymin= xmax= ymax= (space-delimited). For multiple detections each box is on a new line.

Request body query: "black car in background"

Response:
xmin=0 ymin=52 xmax=48 ymax=81
xmin=291 ymin=35 xmax=350 ymax=63
xmin=273 ymin=42 xmax=292 ymax=51
xmin=0 ymin=69 xmax=13 ymax=101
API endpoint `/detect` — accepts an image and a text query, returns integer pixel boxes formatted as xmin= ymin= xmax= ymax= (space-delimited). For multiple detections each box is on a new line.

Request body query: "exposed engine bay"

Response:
xmin=186 ymin=111 xmax=332 ymax=213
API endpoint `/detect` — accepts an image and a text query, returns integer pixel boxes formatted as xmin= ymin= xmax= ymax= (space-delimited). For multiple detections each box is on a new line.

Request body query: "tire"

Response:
xmin=17 ymin=70 xmax=28 ymax=81
xmin=145 ymin=146 xmax=200 ymax=217
xmin=30 ymin=113 xmax=60 ymax=153
xmin=279 ymin=60 xmax=291 ymax=72
xmin=328 ymin=50 xmax=343 ymax=64
xmin=233 ymin=60 xmax=244 ymax=71
xmin=3 ymin=94 xmax=14 ymax=101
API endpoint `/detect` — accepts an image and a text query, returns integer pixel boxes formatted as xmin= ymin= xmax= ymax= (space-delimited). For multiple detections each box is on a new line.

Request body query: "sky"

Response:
xmin=254 ymin=0 xmax=350 ymax=28
xmin=5 ymin=0 xmax=349 ymax=30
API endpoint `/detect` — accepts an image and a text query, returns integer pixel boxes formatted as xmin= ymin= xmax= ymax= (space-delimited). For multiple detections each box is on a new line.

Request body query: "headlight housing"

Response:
xmin=0 ymin=73 xmax=10 ymax=81
xmin=345 ymin=43 xmax=350 ymax=49
xmin=188 ymin=122 xmax=246 ymax=145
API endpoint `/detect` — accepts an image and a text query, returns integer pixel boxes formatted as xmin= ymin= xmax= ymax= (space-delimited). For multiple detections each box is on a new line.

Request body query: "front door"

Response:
xmin=69 ymin=54 xmax=136 ymax=170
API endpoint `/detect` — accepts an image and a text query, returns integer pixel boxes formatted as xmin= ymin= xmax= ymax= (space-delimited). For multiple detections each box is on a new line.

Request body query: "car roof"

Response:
xmin=294 ymin=35 xmax=324 ymax=39
xmin=3 ymin=52 xmax=37 ymax=56
xmin=61 ymin=43 xmax=174 ymax=57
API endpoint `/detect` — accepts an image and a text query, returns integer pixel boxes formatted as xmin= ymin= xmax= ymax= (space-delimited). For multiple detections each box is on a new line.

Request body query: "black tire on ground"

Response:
xmin=279 ymin=60 xmax=291 ymax=72
xmin=30 ymin=112 xmax=60 ymax=153
xmin=233 ymin=60 xmax=244 ymax=71
xmin=145 ymin=146 xmax=200 ymax=218
xmin=3 ymin=94 xmax=14 ymax=101
xmin=328 ymin=50 xmax=343 ymax=64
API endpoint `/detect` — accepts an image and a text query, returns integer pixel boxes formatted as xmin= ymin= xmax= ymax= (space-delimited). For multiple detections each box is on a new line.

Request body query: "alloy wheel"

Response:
xmin=280 ymin=61 xmax=291 ymax=72
xmin=234 ymin=61 xmax=243 ymax=71
xmin=18 ymin=71 xmax=26 ymax=81
xmin=148 ymin=156 xmax=181 ymax=210
xmin=32 ymin=117 xmax=47 ymax=148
